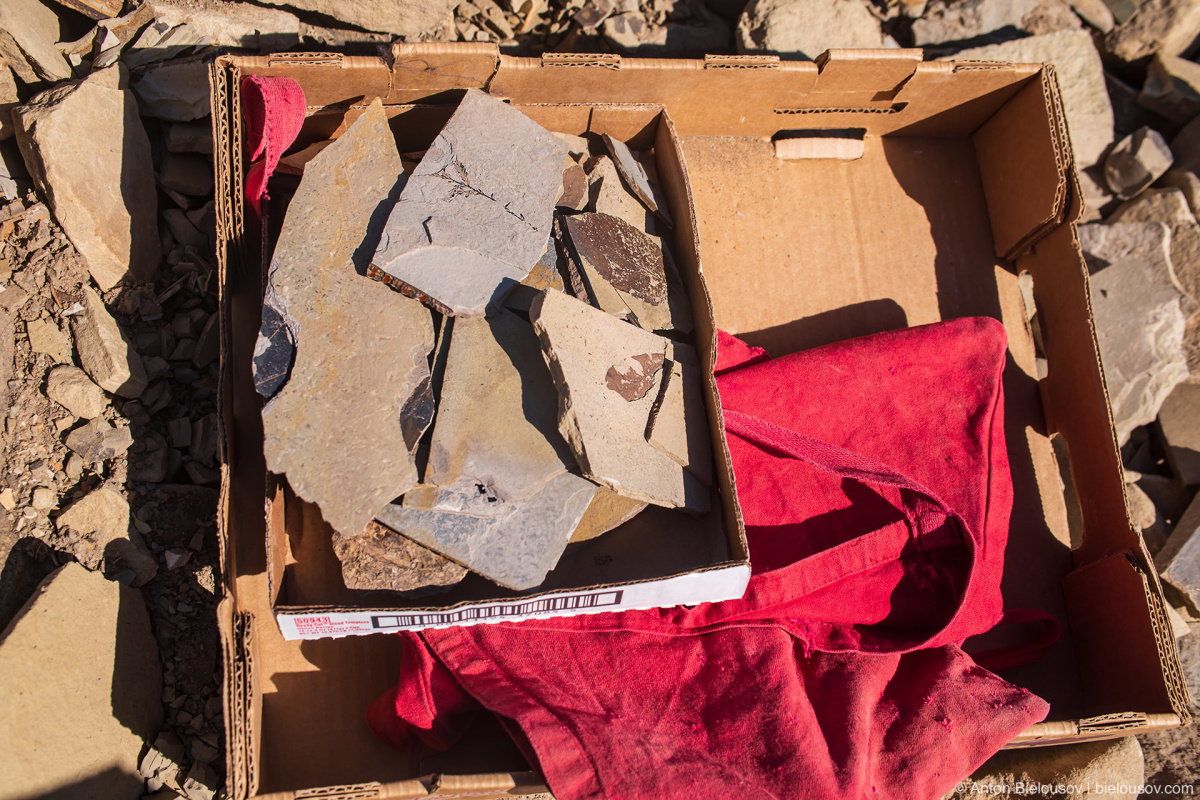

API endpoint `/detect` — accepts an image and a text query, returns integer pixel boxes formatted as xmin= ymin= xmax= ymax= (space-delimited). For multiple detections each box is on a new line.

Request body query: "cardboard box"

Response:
xmin=212 ymin=44 xmax=1191 ymax=799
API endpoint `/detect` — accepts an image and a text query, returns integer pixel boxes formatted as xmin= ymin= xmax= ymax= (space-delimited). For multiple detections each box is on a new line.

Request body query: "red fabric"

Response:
xmin=368 ymin=319 xmax=1052 ymax=799
xmin=240 ymin=76 xmax=306 ymax=218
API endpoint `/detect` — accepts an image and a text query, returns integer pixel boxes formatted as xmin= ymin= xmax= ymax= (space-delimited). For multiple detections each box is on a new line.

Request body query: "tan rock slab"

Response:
xmin=531 ymin=289 xmax=710 ymax=511
xmin=569 ymin=485 xmax=648 ymax=543
xmin=256 ymin=0 xmax=455 ymax=37
xmin=46 ymin=364 xmax=106 ymax=419
xmin=72 ymin=285 xmax=148 ymax=398
xmin=505 ymin=239 xmax=568 ymax=314
xmin=562 ymin=211 xmax=693 ymax=333
xmin=332 ymin=520 xmax=468 ymax=594
xmin=0 ymin=0 xmax=73 ymax=84
xmin=0 ymin=563 xmax=161 ymax=800
xmin=736 ymin=0 xmax=885 ymax=59
xmin=376 ymin=470 xmax=599 ymax=590
xmin=1161 ymin=170 xmax=1200 ymax=220
xmin=26 ymin=317 xmax=71 ymax=363
xmin=1104 ymin=0 xmax=1200 ymax=63
xmin=1078 ymin=221 xmax=1185 ymax=301
xmin=645 ymin=357 xmax=714 ymax=486
xmin=13 ymin=66 xmax=158 ymax=290
xmin=371 ymin=89 xmax=568 ymax=317
xmin=602 ymin=133 xmax=672 ymax=228
xmin=262 ymin=99 xmax=433 ymax=540
xmin=949 ymin=31 xmax=1114 ymax=168
xmin=426 ymin=308 xmax=576 ymax=508
xmin=0 ymin=64 xmax=17 ymax=141
xmin=558 ymin=162 xmax=589 ymax=210
xmin=1110 ymin=188 xmax=1200 ymax=305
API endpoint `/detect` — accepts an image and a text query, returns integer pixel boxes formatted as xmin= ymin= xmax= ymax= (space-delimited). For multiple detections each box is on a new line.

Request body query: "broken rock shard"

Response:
xmin=376 ymin=470 xmax=599 ymax=590
xmin=371 ymin=89 xmax=568 ymax=317
xmin=562 ymin=211 xmax=693 ymax=333
xmin=531 ymin=290 xmax=711 ymax=512
xmin=426 ymin=308 xmax=576 ymax=508
xmin=333 ymin=520 xmax=468 ymax=594
xmin=646 ymin=357 xmax=714 ymax=486
xmin=602 ymin=133 xmax=673 ymax=228
xmin=261 ymin=99 xmax=433 ymax=540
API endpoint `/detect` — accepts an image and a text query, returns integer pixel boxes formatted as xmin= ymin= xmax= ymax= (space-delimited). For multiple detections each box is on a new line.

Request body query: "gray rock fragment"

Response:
xmin=531 ymin=290 xmax=710 ymax=511
xmin=371 ymin=90 xmax=568 ymax=317
xmin=332 ymin=520 xmax=468 ymax=594
xmin=25 ymin=318 xmax=71 ymax=363
xmin=1104 ymin=127 xmax=1173 ymax=200
xmin=601 ymin=133 xmax=672 ymax=228
xmin=65 ymin=417 xmax=134 ymax=463
xmin=13 ymin=67 xmax=159 ymax=290
xmin=1158 ymin=491 xmax=1200 ymax=617
xmin=1104 ymin=0 xmax=1200 ymax=64
xmin=72 ymin=286 xmax=148 ymax=399
xmin=261 ymin=99 xmax=432 ymax=540
xmin=1156 ymin=383 xmax=1200 ymax=487
xmin=561 ymin=211 xmax=692 ymax=333
xmin=131 ymin=58 xmax=210 ymax=122
xmin=426 ymin=308 xmax=576 ymax=508
xmin=1109 ymin=188 xmax=1200 ymax=309
xmin=1139 ymin=53 xmax=1200 ymax=125
xmin=1090 ymin=256 xmax=1188 ymax=445
xmin=587 ymin=154 xmax=654 ymax=232
xmin=1079 ymin=221 xmax=1186 ymax=301
xmin=166 ymin=121 xmax=213 ymax=154
xmin=376 ymin=470 xmax=599 ymax=590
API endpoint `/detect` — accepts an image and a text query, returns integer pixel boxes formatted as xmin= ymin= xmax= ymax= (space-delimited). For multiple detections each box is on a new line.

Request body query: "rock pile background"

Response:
xmin=1 ymin=0 xmax=1198 ymax=797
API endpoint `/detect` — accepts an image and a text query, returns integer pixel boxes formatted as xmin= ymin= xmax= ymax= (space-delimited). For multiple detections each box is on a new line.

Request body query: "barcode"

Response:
xmin=371 ymin=590 xmax=624 ymax=629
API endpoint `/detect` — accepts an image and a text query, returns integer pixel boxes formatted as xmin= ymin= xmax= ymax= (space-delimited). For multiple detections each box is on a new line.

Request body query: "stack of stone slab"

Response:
xmin=258 ymin=89 xmax=715 ymax=593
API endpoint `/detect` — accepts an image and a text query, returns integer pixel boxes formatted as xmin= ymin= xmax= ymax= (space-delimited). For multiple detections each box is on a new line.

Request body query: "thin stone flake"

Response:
xmin=376 ymin=471 xmax=599 ymax=590
xmin=370 ymin=89 xmax=569 ymax=317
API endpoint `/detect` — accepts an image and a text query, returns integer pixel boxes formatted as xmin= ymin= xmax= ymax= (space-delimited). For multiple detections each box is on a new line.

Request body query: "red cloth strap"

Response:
xmin=241 ymin=76 xmax=306 ymax=219
xmin=969 ymin=607 xmax=1063 ymax=671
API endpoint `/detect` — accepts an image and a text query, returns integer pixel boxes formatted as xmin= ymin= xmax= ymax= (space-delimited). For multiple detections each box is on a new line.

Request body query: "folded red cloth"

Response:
xmin=368 ymin=319 xmax=1052 ymax=799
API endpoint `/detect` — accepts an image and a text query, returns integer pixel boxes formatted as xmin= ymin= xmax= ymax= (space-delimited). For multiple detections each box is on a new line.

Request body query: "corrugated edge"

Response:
xmin=998 ymin=66 xmax=1071 ymax=261
xmin=1125 ymin=551 xmax=1194 ymax=721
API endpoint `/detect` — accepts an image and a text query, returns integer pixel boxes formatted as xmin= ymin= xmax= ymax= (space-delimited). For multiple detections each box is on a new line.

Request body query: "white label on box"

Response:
xmin=275 ymin=563 xmax=751 ymax=640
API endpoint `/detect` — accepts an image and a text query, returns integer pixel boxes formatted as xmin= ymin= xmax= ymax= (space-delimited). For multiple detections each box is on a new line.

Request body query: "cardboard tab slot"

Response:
xmin=773 ymin=129 xmax=866 ymax=160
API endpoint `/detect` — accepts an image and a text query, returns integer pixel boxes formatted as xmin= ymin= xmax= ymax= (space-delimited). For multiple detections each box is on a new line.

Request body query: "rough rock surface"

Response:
xmin=1079 ymin=221 xmax=1184 ymax=299
xmin=130 ymin=57 xmax=210 ymax=122
xmin=0 ymin=0 xmax=74 ymax=84
xmin=65 ymin=417 xmax=134 ymax=463
xmin=376 ymin=470 xmax=598 ymax=590
xmin=426 ymin=308 xmax=576 ymax=508
xmin=261 ymin=100 xmax=432 ymax=541
xmin=1090 ymin=255 xmax=1189 ymax=445
xmin=949 ymin=736 xmax=1144 ymax=799
xmin=1104 ymin=0 xmax=1200 ymax=63
xmin=26 ymin=317 xmax=71 ymax=363
xmin=147 ymin=0 xmax=301 ymax=50
xmin=562 ymin=212 xmax=692 ymax=333
xmin=645 ymin=357 xmax=713 ymax=485
xmin=371 ymin=89 xmax=567 ymax=317
xmin=736 ymin=0 xmax=885 ymax=58
xmin=911 ymin=0 xmax=1079 ymax=48
xmin=1157 ymin=490 xmax=1200 ymax=615
xmin=0 ymin=563 xmax=161 ymax=800
xmin=52 ymin=484 xmax=156 ymax=588
xmin=949 ymin=30 xmax=1114 ymax=168
xmin=12 ymin=67 xmax=159 ymax=291
xmin=256 ymin=0 xmax=455 ymax=37
xmin=45 ymin=364 xmax=106 ymax=419
xmin=1139 ymin=54 xmax=1200 ymax=125
xmin=1157 ymin=383 xmax=1200 ymax=487
xmin=332 ymin=520 xmax=468 ymax=594
xmin=588 ymin=155 xmax=654 ymax=232
xmin=72 ymin=286 xmax=148 ymax=398
xmin=1104 ymin=127 xmax=1174 ymax=200
xmin=531 ymin=289 xmax=709 ymax=511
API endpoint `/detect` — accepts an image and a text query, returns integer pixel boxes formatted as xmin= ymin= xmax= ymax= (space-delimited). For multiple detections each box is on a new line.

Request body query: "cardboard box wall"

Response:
xmin=212 ymin=45 xmax=1191 ymax=799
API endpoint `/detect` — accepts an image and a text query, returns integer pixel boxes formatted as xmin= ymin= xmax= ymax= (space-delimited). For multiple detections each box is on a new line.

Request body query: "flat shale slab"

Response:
xmin=262 ymin=99 xmax=433 ymax=540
